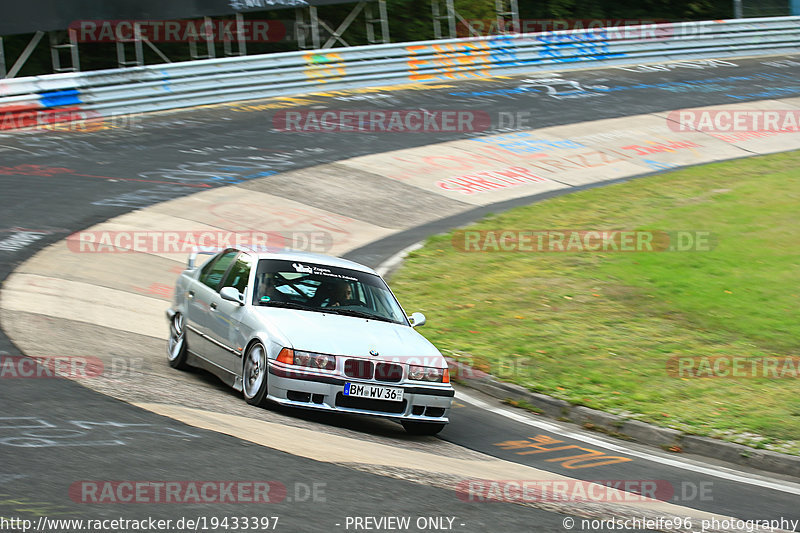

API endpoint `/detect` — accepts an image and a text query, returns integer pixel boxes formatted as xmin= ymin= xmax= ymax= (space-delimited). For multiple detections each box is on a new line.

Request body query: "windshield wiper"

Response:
xmin=258 ymin=301 xmax=314 ymax=311
xmin=324 ymin=308 xmax=397 ymax=323
xmin=259 ymin=301 xmax=399 ymax=323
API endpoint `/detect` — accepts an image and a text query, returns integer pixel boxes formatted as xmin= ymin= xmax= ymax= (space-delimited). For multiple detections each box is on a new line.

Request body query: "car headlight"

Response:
xmin=408 ymin=365 xmax=449 ymax=383
xmin=277 ymin=348 xmax=336 ymax=370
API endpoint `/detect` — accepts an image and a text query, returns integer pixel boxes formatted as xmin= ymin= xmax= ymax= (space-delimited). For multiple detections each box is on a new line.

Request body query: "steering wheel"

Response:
xmin=331 ymin=298 xmax=361 ymax=307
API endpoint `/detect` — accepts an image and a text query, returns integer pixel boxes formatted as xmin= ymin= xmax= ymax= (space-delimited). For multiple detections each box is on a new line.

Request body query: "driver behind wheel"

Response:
xmin=331 ymin=282 xmax=353 ymax=307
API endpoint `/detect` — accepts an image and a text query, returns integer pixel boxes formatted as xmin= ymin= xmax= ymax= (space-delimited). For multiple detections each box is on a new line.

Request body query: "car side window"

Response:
xmin=220 ymin=254 xmax=253 ymax=294
xmin=199 ymin=250 xmax=238 ymax=290
xmin=198 ymin=254 xmax=219 ymax=281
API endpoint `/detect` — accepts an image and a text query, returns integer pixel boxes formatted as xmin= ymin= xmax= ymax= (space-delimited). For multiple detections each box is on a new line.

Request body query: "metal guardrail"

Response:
xmin=1 ymin=16 xmax=799 ymax=128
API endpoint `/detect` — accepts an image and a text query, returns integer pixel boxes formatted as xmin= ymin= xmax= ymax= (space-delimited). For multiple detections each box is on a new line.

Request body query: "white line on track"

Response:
xmin=456 ymin=389 xmax=800 ymax=496
xmin=373 ymin=199 xmax=800 ymax=497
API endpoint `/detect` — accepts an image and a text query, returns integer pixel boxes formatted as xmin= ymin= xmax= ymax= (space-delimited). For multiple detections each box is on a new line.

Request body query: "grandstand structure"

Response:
xmin=0 ymin=0 xmax=520 ymax=78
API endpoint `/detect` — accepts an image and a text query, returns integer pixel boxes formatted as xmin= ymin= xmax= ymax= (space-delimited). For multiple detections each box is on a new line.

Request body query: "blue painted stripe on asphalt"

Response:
xmin=39 ymin=90 xmax=82 ymax=108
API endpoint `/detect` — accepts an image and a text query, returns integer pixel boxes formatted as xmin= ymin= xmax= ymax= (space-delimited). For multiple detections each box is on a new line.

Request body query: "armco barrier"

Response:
xmin=1 ymin=16 xmax=799 ymax=127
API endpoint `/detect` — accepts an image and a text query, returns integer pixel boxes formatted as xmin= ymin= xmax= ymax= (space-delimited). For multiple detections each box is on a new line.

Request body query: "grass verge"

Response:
xmin=390 ymin=151 xmax=800 ymax=454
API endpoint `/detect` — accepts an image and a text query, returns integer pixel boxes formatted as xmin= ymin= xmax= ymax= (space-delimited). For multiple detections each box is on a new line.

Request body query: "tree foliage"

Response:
xmin=0 ymin=0 xmax=750 ymax=77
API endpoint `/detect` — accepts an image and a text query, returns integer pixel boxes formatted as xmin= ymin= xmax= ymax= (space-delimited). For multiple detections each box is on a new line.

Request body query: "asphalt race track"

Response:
xmin=2 ymin=55 xmax=800 ymax=532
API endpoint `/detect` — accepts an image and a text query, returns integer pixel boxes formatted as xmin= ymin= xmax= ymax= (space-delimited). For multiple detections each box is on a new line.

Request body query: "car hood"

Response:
xmin=254 ymin=307 xmax=444 ymax=366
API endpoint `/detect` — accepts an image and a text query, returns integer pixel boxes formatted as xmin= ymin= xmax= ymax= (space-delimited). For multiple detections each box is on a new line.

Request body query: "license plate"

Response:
xmin=343 ymin=382 xmax=404 ymax=402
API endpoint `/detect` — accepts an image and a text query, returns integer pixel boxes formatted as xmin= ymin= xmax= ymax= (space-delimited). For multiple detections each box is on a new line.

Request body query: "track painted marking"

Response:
xmin=495 ymin=434 xmax=633 ymax=469
xmin=457 ymin=390 xmax=800 ymax=496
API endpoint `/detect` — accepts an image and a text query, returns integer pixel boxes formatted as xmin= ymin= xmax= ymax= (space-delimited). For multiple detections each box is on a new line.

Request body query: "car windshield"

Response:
xmin=252 ymin=259 xmax=408 ymax=325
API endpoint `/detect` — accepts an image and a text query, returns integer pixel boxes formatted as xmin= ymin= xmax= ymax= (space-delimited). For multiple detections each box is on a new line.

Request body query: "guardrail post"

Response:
xmin=296 ymin=6 xmax=322 ymax=50
xmin=224 ymin=13 xmax=248 ymax=57
xmin=3 ymin=16 xmax=800 ymax=113
xmin=432 ymin=0 xmax=457 ymax=39
xmin=189 ymin=16 xmax=216 ymax=60
xmin=365 ymin=0 xmax=390 ymax=44
xmin=116 ymin=22 xmax=145 ymax=68
xmin=495 ymin=0 xmax=520 ymax=33
xmin=50 ymin=29 xmax=81 ymax=73
xmin=733 ymin=0 xmax=743 ymax=18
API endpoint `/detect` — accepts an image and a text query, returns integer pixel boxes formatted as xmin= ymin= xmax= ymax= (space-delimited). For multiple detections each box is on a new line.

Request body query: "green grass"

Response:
xmin=390 ymin=151 xmax=800 ymax=454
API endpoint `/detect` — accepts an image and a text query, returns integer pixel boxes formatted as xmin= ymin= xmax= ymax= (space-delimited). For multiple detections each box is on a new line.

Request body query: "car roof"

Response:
xmin=236 ymin=246 xmax=379 ymax=276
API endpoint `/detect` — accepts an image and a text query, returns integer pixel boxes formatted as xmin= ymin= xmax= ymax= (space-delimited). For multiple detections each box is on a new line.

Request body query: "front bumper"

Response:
xmin=267 ymin=362 xmax=453 ymax=423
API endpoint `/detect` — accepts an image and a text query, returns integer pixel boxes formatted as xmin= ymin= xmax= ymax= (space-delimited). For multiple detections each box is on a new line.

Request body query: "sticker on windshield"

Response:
xmin=291 ymin=262 xmax=357 ymax=281
xmin=292 ymin=263 xmax=313 ymax=274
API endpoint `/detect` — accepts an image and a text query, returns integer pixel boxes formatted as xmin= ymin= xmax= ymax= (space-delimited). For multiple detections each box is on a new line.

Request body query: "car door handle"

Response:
xmin=210 ymin=302 xmax=217 ymax=311
xmin=187 ymin=291 xmax=195 ymax=299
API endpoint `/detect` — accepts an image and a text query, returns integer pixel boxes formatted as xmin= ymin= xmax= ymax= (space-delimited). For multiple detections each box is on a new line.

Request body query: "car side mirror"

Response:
xmin=408 ymin=312 xmax=426 ymax=328
xmin=220 ymin=286 xmax=245 ymax=305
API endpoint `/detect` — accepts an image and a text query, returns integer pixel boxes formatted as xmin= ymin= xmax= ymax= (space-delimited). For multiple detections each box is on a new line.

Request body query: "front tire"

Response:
xmin=167 ymin=312 xmax=189 ymax=369
xmin=401 ymin=421 xmax=446 ymax=436
xmin=243 ymin=341 xmax=269 ymax=406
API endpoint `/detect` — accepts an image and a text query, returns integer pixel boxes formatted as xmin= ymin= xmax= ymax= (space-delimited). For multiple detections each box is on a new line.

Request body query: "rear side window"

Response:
xmin=221 ymin=254 xmax=253 ymax=294
xmin=199 ymin=250 xmax=238 ymax=290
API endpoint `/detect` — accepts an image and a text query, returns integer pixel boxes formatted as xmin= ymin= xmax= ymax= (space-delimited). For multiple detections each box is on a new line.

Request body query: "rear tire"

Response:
xmin=167 ymin=313 xmax=189 ymax=370
xmin=401 ymin=421 xmax=446 ymax=436
xmin=243 ymin=341 xmax=269 ymax=406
